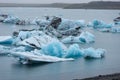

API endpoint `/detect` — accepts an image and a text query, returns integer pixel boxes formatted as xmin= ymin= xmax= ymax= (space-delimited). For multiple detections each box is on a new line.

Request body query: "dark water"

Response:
xmin=0 ymin=8 xmax=120 ymax=80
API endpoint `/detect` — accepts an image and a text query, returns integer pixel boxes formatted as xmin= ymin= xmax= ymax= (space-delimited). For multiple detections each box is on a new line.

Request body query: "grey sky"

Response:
xmin=0 ymin=0 xmax=120 ymax=3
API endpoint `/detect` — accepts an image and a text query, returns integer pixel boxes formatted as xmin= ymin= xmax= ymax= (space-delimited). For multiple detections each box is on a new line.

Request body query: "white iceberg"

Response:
xmin=62 ymin=31 xmax=95 ymax=44
xmin=13 ymin=30 xmax=44 ymax=45
xmin=83 ymin=47 xmax=105 ymax=59
xmin=111 ymin=26 xmax=120 ymax=33
xmin=0 ymin=45 xmax=11 ymax=55
xmin=0 ymin=36 xmax=13 ymax=44
xmin=3 ymin=15 xmax=19 ymax=24
xmin=11 ymin=52 xmax=74 ymax=64
xmin=58 ymin=19 xmax=85 ymax=30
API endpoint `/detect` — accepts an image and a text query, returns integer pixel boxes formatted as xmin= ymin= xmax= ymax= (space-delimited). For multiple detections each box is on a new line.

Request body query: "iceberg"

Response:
xmin=13 ymin=30 xmax=44 ymax=45
xmin=0 ymin=36 xmax=13 ymax=45
xmin=79 ymin=31 xmax=95 ymax=43
xmin=58 ymin=19 xmax=85 ymax=30
xmin=65 ymin=44 xmax=83 ymax=58
xmin=16 ymin=34 xmax=58 ymax=49
xmin=3 ymin=15 xmax=20 ymax=24
xmin=83 ymin=47 xmax=105 ymax=59
xmin=41 ymin=41 xmax=66 ymax=58
xmin=0 ymin=45 xmax=11 ymax=55
xmin=111 ymin=26 xmax=120 ymax=33
xmin=11 ymin=52 xmax=74 ymax=64
xmin=62 ymin=31 xmax=95 ymax=44
xmin=88 ymin=19 xmax=113 ymax=29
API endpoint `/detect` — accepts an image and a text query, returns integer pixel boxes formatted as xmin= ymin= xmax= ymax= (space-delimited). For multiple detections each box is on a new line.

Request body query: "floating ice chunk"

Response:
xmin=13 ymin=30 xmax=45 ymax=45
xmin=88 ymin=19 xmax=113 ymax=29
xmin=58 ymin=19 xmax=85 ymax=30
xmin=65 ymin=44 xmax=83 ymax=58
xmin=79 ymin=31 xmax=95 ymax=43
xmin=61 ymin=36 xmax=81 ymax=44
xmin=0 ymin=36 xmax=13 ymax=44
xmin=83 ymin=47 xmax=105 ymax=59
xmin=111 ymin=26 xmax=120 ymax=33
xmin=62 ymin=31 xmax=95 ymax=44
xmin=17 ymin=34 xmax=60 ymax=49
xmin=11 ymin=52 xmax=74 ymax=64
xmin=3 ymin=15 xmax=19 ymax=24
xmin=98 ymin=28 xmax=110 ymax=32
xmin=41 ymin=40 xmax=67 ymax=58
xmin=0 ymin=45 xmax=11 ymax=55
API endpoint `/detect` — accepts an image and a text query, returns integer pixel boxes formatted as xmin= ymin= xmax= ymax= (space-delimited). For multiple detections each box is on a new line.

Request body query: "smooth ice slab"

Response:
xmin=0 ymin=36 xmax=13 ymax=44
xmin=11 ymin=52 xmax=74 ymax=64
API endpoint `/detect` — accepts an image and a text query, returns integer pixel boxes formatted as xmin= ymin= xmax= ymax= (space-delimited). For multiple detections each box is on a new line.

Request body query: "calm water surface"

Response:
xmin=0 ymin=7 xmax=120 ymax=80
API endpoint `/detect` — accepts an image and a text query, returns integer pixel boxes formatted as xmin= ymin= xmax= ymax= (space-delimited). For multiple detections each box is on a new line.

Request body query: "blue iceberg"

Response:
xmin=88 ymin=19 xmax=113 ymax=29
xmin=65 ymin=44 xmax=83 ymax=58
xmin=0 ymin=36 xmax=13 ymax=45
xmin=83 ymin=47 xmax=105 ymax=59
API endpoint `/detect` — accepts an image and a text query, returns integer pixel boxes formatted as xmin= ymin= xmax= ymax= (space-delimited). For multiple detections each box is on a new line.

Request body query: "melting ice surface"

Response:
xmin=62 ymin=31 xmax=95 ymax=44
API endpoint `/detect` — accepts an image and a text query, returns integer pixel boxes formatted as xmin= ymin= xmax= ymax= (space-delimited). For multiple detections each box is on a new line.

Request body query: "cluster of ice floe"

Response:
xmin=88 ymin=19 xmax=120 ymax=33
xmin=0 ymin=28 xmax=105 ymax=64
xmin=0 ymin=14 xmax=109 ymax=64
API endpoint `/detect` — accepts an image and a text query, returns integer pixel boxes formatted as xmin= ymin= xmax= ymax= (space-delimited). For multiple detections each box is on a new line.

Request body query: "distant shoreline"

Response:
xmin=75 ymin=73 xmax=120 ymax=80
xmin=0 ymin=1 xmax=120 ymax=10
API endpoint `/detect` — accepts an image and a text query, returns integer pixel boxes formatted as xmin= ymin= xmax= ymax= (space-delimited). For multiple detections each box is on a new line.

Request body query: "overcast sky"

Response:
xmin=0 ymin=0 xmax=120 ymax=3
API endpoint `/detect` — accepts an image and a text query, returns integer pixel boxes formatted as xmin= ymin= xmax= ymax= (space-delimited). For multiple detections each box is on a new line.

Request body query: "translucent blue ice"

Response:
xmin=88 ymin=19 xmax=113 ymax=29
xmin=41 ymin=41 xmax=64 ymax=57
xmin=65 ymin=44 xmax=83 ymax=58
xmin=83 ymin=47 xmax=105 ymax=59
xmin=0 ymin=36 xmax=13 ymax=45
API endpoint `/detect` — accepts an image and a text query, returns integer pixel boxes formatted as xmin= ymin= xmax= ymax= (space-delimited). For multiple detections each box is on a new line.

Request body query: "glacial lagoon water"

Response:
xmin=0 ymin=7 xmax=120 ymax=80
